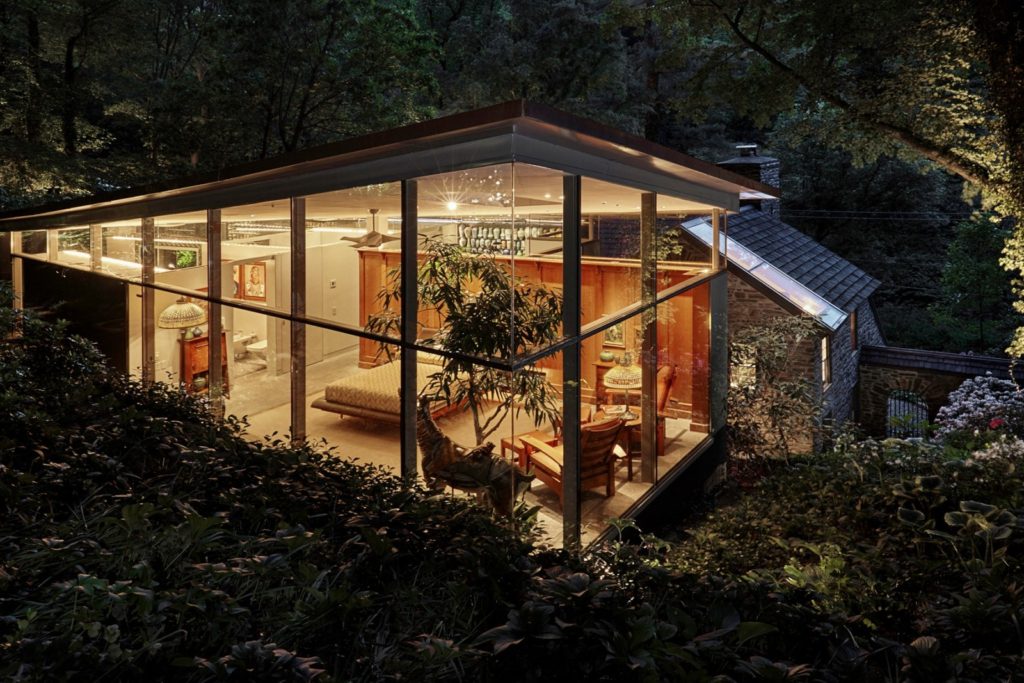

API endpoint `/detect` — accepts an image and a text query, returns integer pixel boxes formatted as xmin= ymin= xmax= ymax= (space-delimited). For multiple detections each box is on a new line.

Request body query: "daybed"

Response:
xmin=311 ymin=356 xmax=452 ymax=423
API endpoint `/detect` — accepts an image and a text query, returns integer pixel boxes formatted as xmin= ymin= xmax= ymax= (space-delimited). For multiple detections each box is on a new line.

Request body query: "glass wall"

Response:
xmin=12 ymin=230 xmax=48 ymax=259
xmin=153 ymin=210 xmax=208 ymax=295
xmin=413 ymin=163 xmax=568 ymax=362
xmin=100 ymin=220 xmax=145 ymax=279
xmin=222 ymin=303 xmax=292 ymax=439
xmin=54 ymin=226 xmax=92 ymax=269
xmin=579 ymin=177 xmax=643 ymax=328
xmin=221 ymin=200 xmax=291 ymax=315
xmin=302 ymin=182 xmax=402 ymax=368
xmin=305 ymin=327 xmax=402 ymax=470
xmin=4 ymin=157 xmax=727 ymax=548
xmin=415 ymin=164 xmax=514 ymax=363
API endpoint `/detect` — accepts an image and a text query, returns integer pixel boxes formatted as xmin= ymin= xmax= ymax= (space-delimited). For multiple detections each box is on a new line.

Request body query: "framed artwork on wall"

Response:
xmin=241 ymin=262 xmax=266 ymax=302
xmin=603 ymin=320 xmax=625 ymax=348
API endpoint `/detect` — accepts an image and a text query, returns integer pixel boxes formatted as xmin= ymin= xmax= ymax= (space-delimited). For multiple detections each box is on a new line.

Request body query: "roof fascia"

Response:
xmin=0 ymin=100 xmax=757 ymax=230
xmin=512 ymin=121 xmax=739 ymax=211
xmin=0 ymin=129 xmax=517 ymax=230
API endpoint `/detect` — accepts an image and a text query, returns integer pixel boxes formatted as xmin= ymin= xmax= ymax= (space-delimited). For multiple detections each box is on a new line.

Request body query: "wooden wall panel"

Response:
xmin=357 ymin=250 xmax=710 ymax=425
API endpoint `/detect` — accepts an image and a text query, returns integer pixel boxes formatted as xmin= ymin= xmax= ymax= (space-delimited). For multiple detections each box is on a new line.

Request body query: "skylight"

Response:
xmin=682 ymin=217 xmax=847 ymax=330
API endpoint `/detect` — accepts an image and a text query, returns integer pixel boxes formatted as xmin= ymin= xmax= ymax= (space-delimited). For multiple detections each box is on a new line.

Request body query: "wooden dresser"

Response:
xmin=179 ymin=332 xmax=229 ymax=396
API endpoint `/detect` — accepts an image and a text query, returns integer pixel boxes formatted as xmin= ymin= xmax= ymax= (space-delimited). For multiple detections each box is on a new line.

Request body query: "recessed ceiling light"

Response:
xmin=446 ymin=201 xmax=458 ymax=211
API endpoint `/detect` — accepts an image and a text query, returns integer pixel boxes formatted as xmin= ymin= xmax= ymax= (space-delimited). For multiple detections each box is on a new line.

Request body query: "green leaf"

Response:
xmin=943 ymin=511 xmax=969 ymax=527
xmin=736 ymin=621 xmax=779 ymax=646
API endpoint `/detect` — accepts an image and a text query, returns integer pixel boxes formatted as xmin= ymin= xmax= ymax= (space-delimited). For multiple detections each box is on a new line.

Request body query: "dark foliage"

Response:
xmin=3 ymin=290 xmax=1023 ymax=681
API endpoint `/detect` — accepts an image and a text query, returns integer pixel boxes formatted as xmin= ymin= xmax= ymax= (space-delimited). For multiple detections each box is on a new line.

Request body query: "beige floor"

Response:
xmin=233 ymin=347 xmax=707 ymax=546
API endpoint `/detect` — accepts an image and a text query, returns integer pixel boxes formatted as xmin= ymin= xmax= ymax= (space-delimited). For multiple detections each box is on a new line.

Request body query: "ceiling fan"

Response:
xmin=342 ymin=208 xmax=399 ymax=248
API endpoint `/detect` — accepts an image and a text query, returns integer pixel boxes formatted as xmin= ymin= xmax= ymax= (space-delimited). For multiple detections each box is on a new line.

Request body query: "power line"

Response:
xmin=780 ymin=208 xmax=974 ymax=222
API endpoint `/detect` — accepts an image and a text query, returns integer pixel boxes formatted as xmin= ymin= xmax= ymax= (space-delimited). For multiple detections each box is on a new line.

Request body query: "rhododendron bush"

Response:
xmin=934 ymin=374 xmax=1024 ymax=445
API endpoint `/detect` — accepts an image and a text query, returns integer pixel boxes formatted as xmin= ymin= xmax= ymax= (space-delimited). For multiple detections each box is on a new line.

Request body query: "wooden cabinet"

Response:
xmin=179 ymin=333 xmax=229 ymax=396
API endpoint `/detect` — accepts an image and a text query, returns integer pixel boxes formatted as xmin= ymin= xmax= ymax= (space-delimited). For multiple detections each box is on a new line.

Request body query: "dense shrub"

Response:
xmin=934 ymin=373 xmax=1024 ymax=447
xmin=3 ymin=292 xmax=1022 ymax=681
xmin=727 ymin=316 xmax=820 ymax=463
xmin=669 ymin=436 xmax=1024 ymax=680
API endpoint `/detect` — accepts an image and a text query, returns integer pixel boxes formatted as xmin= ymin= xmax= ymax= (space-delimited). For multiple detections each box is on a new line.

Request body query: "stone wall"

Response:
xmin=824 ymin=324 xmax=855 ymax=424
xmin=729 ymin=275 xmax=818 ymax=380
xmin=824 ymin=301 xmax=885 ymax=425
xmin=728 ymin=275 xmax=820 ymax=451
xmin=857 ymin=303 xmax=886 ymax=347
xmin=858 ymin=365 xmax=964 ymax=436
xmin=857 ymin=345 xmax=1018 ymax=436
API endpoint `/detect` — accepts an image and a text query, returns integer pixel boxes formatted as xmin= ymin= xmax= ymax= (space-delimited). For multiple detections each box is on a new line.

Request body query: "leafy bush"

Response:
xmin=668 ymin=435 xmax=1024 ymax=680
xmin=934 ymin=373 xmax=1024 ymax=447
xmin=4 ymin=288 xmax=1023 ymax=681
xmin=727 ymin=316 xmax=820 ymax=466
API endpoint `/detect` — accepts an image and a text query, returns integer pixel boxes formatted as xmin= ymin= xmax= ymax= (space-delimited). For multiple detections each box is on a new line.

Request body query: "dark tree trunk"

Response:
xmin=972 ymin=1 xmax=1024 ymax=210
xmin=642 ymin=6 xmax=663 ymax=142
xmin=62 ymin=33 xmax=80 ymax=156
xmin=25 ymin=9 xmax=42 ymax=142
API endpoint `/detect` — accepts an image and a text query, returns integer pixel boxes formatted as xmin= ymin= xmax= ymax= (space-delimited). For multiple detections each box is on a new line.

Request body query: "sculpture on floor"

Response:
xmin=416 ymin=396 xmax=533 ymax=516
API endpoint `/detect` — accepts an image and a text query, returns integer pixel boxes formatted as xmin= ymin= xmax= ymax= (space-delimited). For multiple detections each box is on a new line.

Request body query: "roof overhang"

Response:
xmin=0 ymin=101 xmax=776 ymax=232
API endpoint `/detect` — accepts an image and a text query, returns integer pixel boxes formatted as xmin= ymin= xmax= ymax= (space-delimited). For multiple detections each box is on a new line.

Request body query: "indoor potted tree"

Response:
xmin=366 ymin=238 xmax=564 ymax=445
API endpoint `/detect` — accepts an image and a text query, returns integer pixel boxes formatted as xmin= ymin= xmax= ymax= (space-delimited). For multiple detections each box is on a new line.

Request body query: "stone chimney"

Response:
xmin=718 ymin=144 xmax=780 ymax=217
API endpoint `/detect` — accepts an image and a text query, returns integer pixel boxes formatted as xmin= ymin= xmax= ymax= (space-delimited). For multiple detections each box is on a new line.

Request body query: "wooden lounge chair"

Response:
xmin=521 ymin=417 xmax=624 ymax=509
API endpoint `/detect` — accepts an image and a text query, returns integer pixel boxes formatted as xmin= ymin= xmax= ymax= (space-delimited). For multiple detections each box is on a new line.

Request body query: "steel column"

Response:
xmin=89 ymin=224 xmax=102 ymax=271
xmin=400 ymin=180 xmax=419 ymax=479
xmin=640 ymin=192 xmax=658 ymax=483
xmin=561 ymin=174 xmax=582 ymax=548
xmin=141 ymin=218 xmax=155 ymax=385
xmin=290 ymin=198 xmax=306 ymax=445
xmin=207 ymin=209 xmax=224 ymax=418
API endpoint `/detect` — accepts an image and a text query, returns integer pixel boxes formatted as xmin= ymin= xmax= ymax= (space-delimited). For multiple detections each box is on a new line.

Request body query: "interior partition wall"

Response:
xmin=6 ymin=150 xmax=731 ymax=547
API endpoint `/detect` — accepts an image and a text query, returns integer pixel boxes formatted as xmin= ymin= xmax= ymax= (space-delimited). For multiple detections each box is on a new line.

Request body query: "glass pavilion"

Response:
xmin=1 ymin=101 xmax=777 ymax=546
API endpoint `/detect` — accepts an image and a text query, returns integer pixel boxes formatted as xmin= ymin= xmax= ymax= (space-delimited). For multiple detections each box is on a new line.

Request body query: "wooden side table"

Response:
xmin=501 ymin=430 xmax=560 ymax=469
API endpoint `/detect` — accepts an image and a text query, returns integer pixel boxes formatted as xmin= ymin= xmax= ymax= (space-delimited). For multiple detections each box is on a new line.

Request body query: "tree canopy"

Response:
xmin=1 ymin=0 xmax=1020 ymax=353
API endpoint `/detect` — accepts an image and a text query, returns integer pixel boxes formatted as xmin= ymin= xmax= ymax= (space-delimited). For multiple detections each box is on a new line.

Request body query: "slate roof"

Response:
xmin=726 ymin=206 xmax=880 ymax=312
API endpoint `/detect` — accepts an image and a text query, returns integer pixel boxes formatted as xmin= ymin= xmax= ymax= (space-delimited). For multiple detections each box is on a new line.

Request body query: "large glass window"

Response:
xmin=656 ymin=198 xmax=713 ymax=296
xmin=153 ymin=210 xmax=209 ymax=295
xmin=302 ymin=182 xmax=402 ymax=369
xmin=580 ymin=178 xmax=644 ymax=328
xmin=415 ymin=164 xmax=515 ymax=363
xmin=412 ymin=163 xmax=567 ymax=363
xmin=100 ymin=220 xmax=145 ymax=279
xmin=222 ymin=303 xmax=292 ymax=439
xmin=221 ymin=200 xmax=292 ymax=314
xmin=54 ymin=226 xmax=92 ymax=269
xmin=305 ymin=327 xmax=402 ymax=470
xmin=12 ymin=230 xmax=48 ymax=259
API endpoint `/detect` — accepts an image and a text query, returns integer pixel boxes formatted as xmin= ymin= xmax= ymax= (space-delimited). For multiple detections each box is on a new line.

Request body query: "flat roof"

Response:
xmin=0 ymin=100 xmax=778 ymax=231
